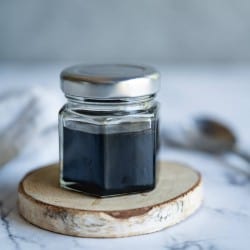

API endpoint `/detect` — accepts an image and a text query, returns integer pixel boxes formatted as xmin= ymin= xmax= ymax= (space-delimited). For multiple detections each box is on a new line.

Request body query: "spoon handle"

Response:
xmin=232 ymin=147 xmax=250 ymax=164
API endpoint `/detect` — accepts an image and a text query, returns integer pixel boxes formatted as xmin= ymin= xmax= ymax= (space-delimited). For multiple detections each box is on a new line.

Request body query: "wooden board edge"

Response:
xmin=18 ymin=179 xmax=203 ymax=238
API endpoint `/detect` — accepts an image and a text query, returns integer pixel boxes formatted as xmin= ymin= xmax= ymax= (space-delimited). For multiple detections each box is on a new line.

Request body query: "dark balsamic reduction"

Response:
xmin=62 ymin=126 xmax=156 ymax=197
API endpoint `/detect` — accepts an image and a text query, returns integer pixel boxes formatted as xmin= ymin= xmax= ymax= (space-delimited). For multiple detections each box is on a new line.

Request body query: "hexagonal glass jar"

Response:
xmin=59 ymin=64 xmax=160 ymax=197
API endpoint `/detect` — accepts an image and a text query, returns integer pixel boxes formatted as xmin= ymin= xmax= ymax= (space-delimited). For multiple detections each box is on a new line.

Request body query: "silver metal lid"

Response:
xmin=60 ymin=64 xmax=160 ymax=99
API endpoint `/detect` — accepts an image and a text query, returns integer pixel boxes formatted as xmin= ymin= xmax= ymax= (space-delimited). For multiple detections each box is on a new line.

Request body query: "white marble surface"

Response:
xmin=0 ymin=63 xmax=250 ymax=250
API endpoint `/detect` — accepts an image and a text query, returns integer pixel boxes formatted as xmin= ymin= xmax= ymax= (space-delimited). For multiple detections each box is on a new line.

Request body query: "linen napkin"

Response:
xmin=0 ymin=86 xmax=64 ymax=167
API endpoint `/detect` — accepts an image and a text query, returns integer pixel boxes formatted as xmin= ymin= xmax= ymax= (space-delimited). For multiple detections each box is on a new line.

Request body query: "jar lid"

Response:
xmin=60 ymin=64 xmax=160 ymax=99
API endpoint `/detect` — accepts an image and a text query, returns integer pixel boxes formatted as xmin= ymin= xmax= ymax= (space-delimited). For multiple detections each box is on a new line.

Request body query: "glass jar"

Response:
xmin=59 ymin=64 xmax=160 ymax=197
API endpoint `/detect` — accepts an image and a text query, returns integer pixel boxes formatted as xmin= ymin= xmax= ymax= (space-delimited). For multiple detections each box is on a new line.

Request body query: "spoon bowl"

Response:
xmin=190 ymin=117 xmax=237 ymax=153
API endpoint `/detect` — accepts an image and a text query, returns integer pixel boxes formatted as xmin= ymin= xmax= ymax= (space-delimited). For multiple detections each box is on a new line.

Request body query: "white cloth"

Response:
xmin=0 ymin=86 xmax=64 ymax=166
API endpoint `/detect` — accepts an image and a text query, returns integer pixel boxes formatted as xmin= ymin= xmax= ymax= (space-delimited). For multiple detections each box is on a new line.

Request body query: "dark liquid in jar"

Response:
xmin=62 ymin=126 xmax=156 ymax=197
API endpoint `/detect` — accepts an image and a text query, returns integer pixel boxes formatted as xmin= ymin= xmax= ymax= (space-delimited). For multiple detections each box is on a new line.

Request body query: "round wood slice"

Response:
xmin=18 ymin=161 xmax=202 ymax=238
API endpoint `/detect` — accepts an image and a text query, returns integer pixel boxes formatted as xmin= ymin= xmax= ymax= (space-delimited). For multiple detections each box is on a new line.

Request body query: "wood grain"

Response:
xmin=18 ymin=161 xmax=202 ymax=238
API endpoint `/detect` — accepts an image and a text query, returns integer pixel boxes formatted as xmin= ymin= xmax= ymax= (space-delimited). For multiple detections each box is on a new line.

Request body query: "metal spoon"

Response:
xmin=162 ymin=116 xmax=250 ymax=163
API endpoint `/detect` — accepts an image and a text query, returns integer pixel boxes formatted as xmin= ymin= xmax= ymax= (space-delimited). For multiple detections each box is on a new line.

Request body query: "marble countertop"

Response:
xmin=0 ymin=63 xmax=249 ymax=250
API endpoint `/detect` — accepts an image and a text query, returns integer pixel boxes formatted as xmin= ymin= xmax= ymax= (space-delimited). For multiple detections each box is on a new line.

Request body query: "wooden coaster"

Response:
xmin=18 ymin=161 xmax=202 ymax=238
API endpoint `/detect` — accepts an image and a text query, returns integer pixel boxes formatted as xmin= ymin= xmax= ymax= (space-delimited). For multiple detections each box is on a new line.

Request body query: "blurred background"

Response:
xmin=0 ymin=0 xmax=249 ymax=163
xmin=1 ymin=0 xmax=250 ymax=62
